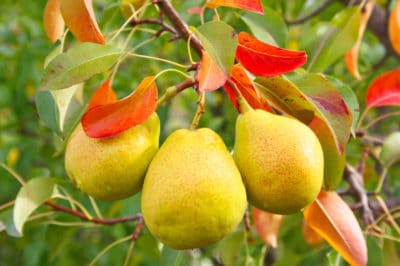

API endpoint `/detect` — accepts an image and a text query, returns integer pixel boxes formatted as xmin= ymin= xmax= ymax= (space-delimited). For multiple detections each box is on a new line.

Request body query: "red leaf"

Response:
xmin=61 ymin=0 xmax=105 ymax=44
xmin=252 ymin=207 xmax=283 ymax=248
xmin=44 ymin=0 xmax=65 ymax=43
xmin=206 ymin=0 xmax=264 ymax=15
xmin=304 ymin=190 xmax=367 ymax=266
xmin=87 ymin=79 xmax=117 ymax=111
xmin=236 ymin=32 xmax=307 ymax=77
xmin=224 ymin=64 xmax=272 ymax=112
xmin=366 ymin=69 xmax=400 ymax=108
xmin=197 ymin=50 xmax=227 ymax=92
xmin=82 ymin=77 xmax=158 ymax=138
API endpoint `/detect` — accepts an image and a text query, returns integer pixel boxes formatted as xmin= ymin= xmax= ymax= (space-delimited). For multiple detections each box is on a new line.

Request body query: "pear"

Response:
xmin=233 ymin=109 xmax=323 ymax=214
xmin=65 ymin=112 xmax=160 ymax=201
xmin=141 ymin=128 xmax=247 ymax=250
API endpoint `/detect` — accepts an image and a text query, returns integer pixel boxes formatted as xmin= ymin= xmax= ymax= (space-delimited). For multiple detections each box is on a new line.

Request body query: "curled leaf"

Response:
xmin=87 ymin=79 xmax=117 ymax=111
xmin=224 ymin=64 xmax=272 ymax=112
xmin=366 ymin=69 xmax=400 ymax=108
xmin=206 ymin=0 xmax=264 ymax=14
xmin=82 ymin=77 xmax=158 ymax=138
xmin=345 ymin=0 xmax=375 ymax=79
xmin=197 ymin=50 xmax=227 ymax=92
xmin=304 ymin=190 xmax=367 ymax=266
xmin=44 ymin=0 xmax=65 ymax=43
xmin=252 ymin=207 xmax=283 ymax=248
xmin=389 ymin=0 xmax=400 ymax=55
xmin=61 ymin=0 xmax=105 ymax=44
xmin=236 ymin=32 xmax=307 ymax=76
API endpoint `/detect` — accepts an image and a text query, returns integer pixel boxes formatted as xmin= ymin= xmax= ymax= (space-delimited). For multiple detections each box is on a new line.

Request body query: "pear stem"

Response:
xmin=190 ymin=91 xmax=206 ymax=130
xmin=156 ymin=78 xmax=197 ymax=109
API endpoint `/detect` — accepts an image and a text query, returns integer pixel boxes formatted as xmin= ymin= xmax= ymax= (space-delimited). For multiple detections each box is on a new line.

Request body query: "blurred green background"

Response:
xmin=1 ymin=0 xmax=400 ymax=265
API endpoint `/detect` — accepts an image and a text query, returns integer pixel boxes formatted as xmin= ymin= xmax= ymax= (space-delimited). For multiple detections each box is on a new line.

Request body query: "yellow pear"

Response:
xmin=141 ymin=128 xmax=247 ymax=250
xmin=233 ymin=109 xmax=323 ymax=214
xmin=65 ymin=112 xmax=160 ymax=201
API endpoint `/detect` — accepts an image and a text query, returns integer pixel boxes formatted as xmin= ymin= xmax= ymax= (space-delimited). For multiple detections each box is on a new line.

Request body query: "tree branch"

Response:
xmin=45 ymin=201 xmax=142 ymax=225
xmin=154 ymin=0 xmax=203 ymax=55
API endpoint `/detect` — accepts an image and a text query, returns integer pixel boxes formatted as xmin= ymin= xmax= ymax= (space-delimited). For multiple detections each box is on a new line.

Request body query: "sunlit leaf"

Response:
xmin=197 ymin=50 xmax=227 ymax=92
xmin=383 ymin=239 xmax=400 ymax=266
xmin=252 ymin=207 xmax=283 ymax=248
xmin=61 ymin=0 xmax=105 ymax=44
xmin=224 ymin=64 xmax=272 ymax=112
xmin=82 ymin=76 xmax=157 ymax=138
xmin=13 ymin=177 xmax=59 ymax=236
xmin=44 ymin=0 xmax=65 ymax=43
xmin=389 ymin=0 xmax=400 ymax=55
xmin=206 ymin=0 xmax=264 ymax=14
xmin=345 ymin=1 xmax=375 ymax=79
xmin=236 ymin=32 xmax=307 ymax=76
xmin=366 ymin=69 xmax=400 ymax=107
xmin=308 ymin=7 xmax=361 ymax=73
xmin=289 ymin=73 xmax=352 ymax=153
xmin=194 ymin=21 xmax=237 ymax=74
xmin=380 ymin=132 xmax=400 ymax=167
xmin=304 ymin=190 xmax=367 ymax=266
xmin=36 ymin=84 xmax=84 ymax=139
xmin=326 ymin=76 xmax=360 ymax=135
xmin=218 ymin=229 xmax=245 ymax=265
xmin=87 ymin=79 xmax=117 ymax=110
xmin=39 ymin=43 xmax=122 ymax=91
xmin=240 ymin=5 xmax=287 ymax=47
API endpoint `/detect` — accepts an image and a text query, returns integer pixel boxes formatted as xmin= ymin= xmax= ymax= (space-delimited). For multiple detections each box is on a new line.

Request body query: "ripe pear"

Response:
xmin=65 ymin=112 xmax=160 ymax=201
xmin=233 ymin=109 xmax=323 ymax=214
xmin=141 ymin=128 xmax=247 ymax=250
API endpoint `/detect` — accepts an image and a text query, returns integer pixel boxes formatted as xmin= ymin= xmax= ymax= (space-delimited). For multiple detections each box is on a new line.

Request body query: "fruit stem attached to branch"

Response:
xmin=190 ymin=91 xmax=205 ymax=130
xmin=156 ymin=77 xmax=196 ymax=108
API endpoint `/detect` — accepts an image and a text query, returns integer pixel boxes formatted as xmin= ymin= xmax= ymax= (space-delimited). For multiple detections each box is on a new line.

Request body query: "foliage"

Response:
xmin=1 ymin=0 xmax=400 ymax=265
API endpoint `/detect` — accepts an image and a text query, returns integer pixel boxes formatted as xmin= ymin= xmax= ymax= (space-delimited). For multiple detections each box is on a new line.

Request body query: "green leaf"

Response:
xmin=192 ymin=21 xmax=237 ymax=73
xmin=307 ymin=7 xmax=361 ymax=72
xmin=380 ymin=132 xmax=400 ymax=167
xmin=39 ymin=43 xmax=123 ymax=91
xmin=13 ymin=177 xmax=59 ymax=236
xmin=326 ymin=76 xmax=359 ymax=135
xmin=367 ymin=236 xmax=383 ymax=266
xmin=383 ymin=238 xmax=400 ymax=266
xmin=240 ymin=5 xmax=287 ymax=47
xmin=36 ymin=84 xmax=84 ymax=139
xmin=218 ymin=229 xmax=245 ymax=266
xmin=326 ymin=250 xmax=345 ymax=266
xmin=160 ymin=246 xmax=185 ymax=266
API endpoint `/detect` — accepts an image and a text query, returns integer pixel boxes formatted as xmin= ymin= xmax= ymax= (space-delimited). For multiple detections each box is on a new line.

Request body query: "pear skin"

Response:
xmin=233 ymin=109 xmax=323 ymax=214
xmin=65 ymin=113 xmax=160 ymax=201
xmin=141 ymin=128 xmax=247 ymax=250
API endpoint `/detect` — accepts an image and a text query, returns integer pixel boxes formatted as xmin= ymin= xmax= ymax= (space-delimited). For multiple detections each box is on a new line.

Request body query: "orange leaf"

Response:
xmin=389 ymin=0 xmax=400 ymax=55
xmin=345 ymin=1 xmax=375 ymax=79
xmin=252 ymin=207 xmax=283 ymax=248
xmin=44 ymin=0 xmax=65 ymax=43
xmin=366 ymin=69 xmax=400 ymax=108
xmin=87 ymin=79 xmax=117 ymax=111
xmin=304 ymin=190 xmax=367 ymax=266
xmin=236 ymin=32 xmax=307 ymax=77
xmin=82 ymin=77 xmax=157 ymax=138
xmin=61 ymin=0 xmax=105 ymax=44
xmin=206 ymin=0 xmax=264 ymax=14
xmin=302 ymin=220 xmax=324 ymax=246
xmin=224 ymin=64 xmax=272 ymax=112
xmin=197 ymin=50 xmax=227 ymax=92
